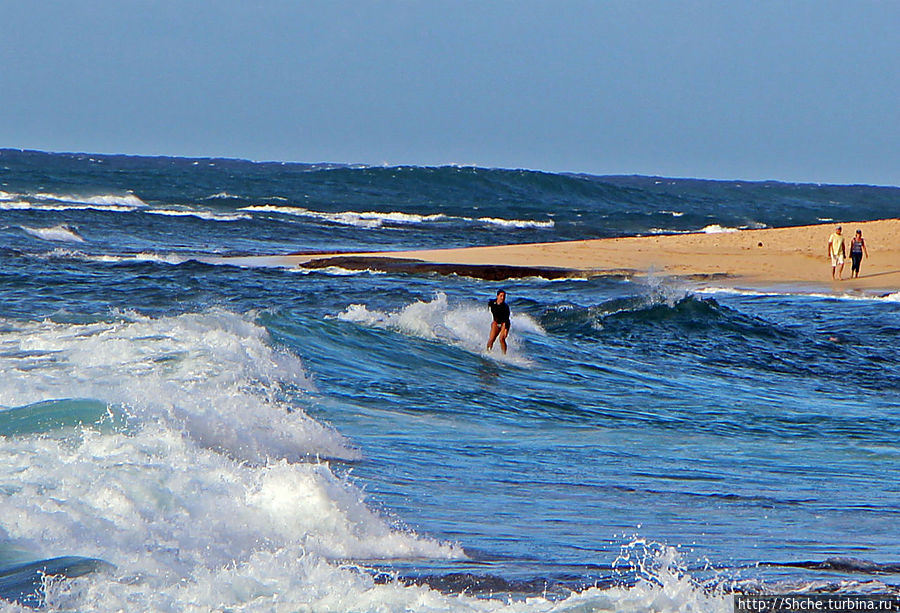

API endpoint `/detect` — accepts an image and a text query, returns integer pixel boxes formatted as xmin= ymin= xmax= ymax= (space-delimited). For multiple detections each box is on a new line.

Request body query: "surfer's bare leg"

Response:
xmin=487 ymin=321 xmax=500 ymax=351
xmin=498 ymin=323 xmax=509 ymax=354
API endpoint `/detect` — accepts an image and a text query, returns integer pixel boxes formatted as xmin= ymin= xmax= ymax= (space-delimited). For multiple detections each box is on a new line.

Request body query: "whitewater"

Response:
xmin=0 ymin=149 xmax=898 ymax=611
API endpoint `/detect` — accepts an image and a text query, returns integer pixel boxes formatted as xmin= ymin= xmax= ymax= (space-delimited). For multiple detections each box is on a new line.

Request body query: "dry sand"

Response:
xmin=223 ymin=219 xmax=900 ymax=293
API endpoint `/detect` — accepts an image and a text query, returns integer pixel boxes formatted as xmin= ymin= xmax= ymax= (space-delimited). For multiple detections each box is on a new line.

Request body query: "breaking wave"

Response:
xmin=239 ymin=205 xmax=554 ymax=230
xmin=20 ymin=225 xmax=85 ymax=243
xmin=336 ymin=292 xmax=544 ymax=364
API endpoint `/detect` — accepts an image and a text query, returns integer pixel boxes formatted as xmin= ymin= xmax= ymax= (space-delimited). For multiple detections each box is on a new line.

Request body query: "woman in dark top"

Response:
xmin=487 ymin=290 xmax=510 ymax=354
xmin=850 ymin=229 xmax=869 ymax=278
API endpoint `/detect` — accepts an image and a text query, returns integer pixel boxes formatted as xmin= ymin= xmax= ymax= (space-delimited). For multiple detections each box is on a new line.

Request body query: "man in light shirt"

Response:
xmin=827 ymin=225 xmax=846 ymax=280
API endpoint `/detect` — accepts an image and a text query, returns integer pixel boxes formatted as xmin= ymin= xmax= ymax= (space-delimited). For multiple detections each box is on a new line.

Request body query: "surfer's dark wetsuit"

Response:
xmin=487 ymin=292 xmax=511 ymax=354
xmin=489 ymin=299 xmax=511 ymax=328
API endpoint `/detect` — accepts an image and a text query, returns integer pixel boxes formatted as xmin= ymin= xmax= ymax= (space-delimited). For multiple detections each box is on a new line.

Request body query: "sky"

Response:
xmin=2 ymin=1 xmax=899 ymax=186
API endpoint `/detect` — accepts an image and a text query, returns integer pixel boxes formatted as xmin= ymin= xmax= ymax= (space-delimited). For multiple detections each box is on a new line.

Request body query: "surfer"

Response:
xmin=487 ymin=289 xmax=511 ymax=354
xmin=827 ymin=225 xmax=846 ymax=281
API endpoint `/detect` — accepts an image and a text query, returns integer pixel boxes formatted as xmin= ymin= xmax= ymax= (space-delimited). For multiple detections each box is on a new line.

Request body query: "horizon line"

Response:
xmin=2 ymin=147 xmax=898 ymax=190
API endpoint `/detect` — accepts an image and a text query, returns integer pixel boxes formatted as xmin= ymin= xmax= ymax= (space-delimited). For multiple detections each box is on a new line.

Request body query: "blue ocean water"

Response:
xmin=0 ymin=149 xmax=898 ymax=611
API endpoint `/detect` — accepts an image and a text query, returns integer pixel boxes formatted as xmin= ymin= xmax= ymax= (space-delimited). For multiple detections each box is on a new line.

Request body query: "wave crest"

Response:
xmin=0 ymin=309 xmax=346 ymax=463
xmin=240 ymin=204 xmax=554 ymax=230
xmin=21 ymin=224 xmax=85 ymax=243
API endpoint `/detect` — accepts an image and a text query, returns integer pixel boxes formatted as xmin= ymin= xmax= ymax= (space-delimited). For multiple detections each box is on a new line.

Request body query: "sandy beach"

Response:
xmin=226 ymin=218 xmax=900 ymax=292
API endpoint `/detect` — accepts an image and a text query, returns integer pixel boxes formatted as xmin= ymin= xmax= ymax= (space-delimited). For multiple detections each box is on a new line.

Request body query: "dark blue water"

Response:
xmin=0 ymin=149 xmax=898 ymax=611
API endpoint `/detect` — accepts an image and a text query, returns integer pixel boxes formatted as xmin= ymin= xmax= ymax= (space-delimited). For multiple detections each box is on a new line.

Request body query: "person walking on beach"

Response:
xmin=849 ymin=229 xmax=869 ymax=279
xmin=487 ymin=289 xmax=511 ymax=354
xmin=827 ymin=225 xmax=846 ymax=280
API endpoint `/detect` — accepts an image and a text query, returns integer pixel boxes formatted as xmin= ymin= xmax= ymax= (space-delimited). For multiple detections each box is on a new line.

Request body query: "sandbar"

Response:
xmin=218 ymin=219 xmax=900 ymax=293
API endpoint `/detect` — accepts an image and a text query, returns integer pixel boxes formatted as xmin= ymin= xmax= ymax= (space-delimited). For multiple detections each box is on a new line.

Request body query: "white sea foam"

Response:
xmin=650 ymin=221 xmax=767 ymax=235
xmin=701 ymin=224 xmax=740 ymax=233
xmin=476 ymin=216 xmax=555 ymax=228
xmin=647 ymin=228 xmax=694 ymax=235
xmin=337 ymin=292 xmax=544 ymax=365
xmin=239 ymin=205 xmax=450 ymax=228
xmin=697 ymin=286 xmax=900 ymax=303
xmin=33 ymin=191 xmax=148 ymax=208
xmin=19 ymin=225 xmax=85 ymax=243
xmin=0 ymin=310 xmax=350 ymax=463
xmin=144 ymin=208 xmax=251 ymax=222
xmin=659 ymin=210 xmax=685 ymax=217
xmin=36 ymin=541 xmax=736 ymax=613
xmin=239 ymin=204 xmax=553 ymax=230
xmin=0 ymin=190 xmax=147 ymax=213
xmin=1 ymin=201 xmax=138 ymax=213
xmin=0 ymin=200 xmax=35 ymax=211
xmin=38 ymin=249 xmax=190 ymax=266
xmin=292 ymin=265 xmax=386 ymax=276
xmin=0 ymin=189 xmax=249 ymax=221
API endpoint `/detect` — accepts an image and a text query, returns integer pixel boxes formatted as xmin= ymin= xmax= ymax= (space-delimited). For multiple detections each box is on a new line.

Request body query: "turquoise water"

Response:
xmin=0 ymin=149 xmax=898 ymax=610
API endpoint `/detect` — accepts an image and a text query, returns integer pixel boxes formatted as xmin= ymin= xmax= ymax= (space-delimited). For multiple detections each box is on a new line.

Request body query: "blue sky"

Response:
xmin=2 ymin=1 xmax=898 ymax=185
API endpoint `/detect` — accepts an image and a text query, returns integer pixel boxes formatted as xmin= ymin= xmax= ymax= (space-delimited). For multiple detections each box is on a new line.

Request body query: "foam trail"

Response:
xmin=21 ymin=225 xmax=85 ymax=243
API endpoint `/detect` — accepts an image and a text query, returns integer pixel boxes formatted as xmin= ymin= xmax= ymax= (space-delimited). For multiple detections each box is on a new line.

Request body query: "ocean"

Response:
xmin=0 ymin=149 xmax=898 ymax=611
